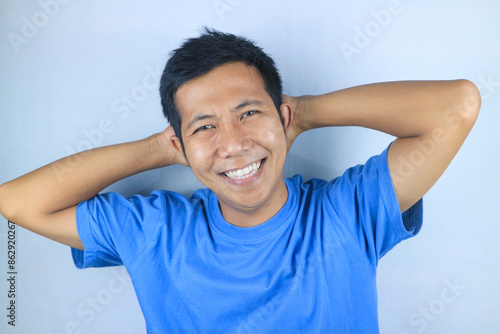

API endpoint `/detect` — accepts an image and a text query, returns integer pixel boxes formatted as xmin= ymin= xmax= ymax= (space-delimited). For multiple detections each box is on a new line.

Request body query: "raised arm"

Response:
xmin=0 ymin=126 xmax=186 ymax=250
xmin=285 ymin=80 xmax=481 ymax=212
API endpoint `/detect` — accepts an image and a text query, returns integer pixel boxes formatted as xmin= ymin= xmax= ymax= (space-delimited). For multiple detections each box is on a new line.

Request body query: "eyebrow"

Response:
xmin=186 ymin=99 xmax=264 ymax=131
xmin=186 ymin=114 xmax=215 ymax=131
xmin=231 ymin=99 xmax=264 ymax=112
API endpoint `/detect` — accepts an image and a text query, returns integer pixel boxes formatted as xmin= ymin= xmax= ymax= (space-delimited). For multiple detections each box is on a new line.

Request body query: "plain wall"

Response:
xmin=1 ymin=1 xmax=499 ymax=333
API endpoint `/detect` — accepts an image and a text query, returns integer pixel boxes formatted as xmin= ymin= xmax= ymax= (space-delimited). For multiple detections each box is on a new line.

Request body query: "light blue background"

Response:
xmin=1 ymin=1 xmax=499 ymax=333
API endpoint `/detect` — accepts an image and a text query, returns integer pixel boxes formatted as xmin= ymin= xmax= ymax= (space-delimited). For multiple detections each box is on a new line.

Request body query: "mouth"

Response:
xmin=221 ymin=159 xmax=265 ymax=180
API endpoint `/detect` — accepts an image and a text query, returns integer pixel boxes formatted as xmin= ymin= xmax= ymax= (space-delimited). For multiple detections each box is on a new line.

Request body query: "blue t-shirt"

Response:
xmin=72 ymin=146 xmax=422 ymax=333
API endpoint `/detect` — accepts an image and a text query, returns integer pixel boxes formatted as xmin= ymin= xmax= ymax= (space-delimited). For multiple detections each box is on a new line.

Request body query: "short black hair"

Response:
xmin=159 ymin=27 xmax=283 ymax=150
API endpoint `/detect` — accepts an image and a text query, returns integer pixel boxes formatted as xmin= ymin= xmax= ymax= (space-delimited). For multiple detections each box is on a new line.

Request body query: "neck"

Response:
xmin=220 ymin=183 xmax=289 ymax=228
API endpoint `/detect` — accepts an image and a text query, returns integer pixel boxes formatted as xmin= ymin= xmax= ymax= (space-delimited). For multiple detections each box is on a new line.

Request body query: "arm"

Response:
xmin=0 ymin=126 xmax=186 ymax=250
xmin=285 ymin=80 xmax=481 ymax=212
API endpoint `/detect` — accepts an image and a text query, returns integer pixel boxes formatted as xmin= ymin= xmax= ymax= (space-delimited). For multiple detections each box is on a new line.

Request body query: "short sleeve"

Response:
xmin=327 ymin=144 xmax=423 ymax=268
xmin=71 ymin=191 xmax=165 ymax=269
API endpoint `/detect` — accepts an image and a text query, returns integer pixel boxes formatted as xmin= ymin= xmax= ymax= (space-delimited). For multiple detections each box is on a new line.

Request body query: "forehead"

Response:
xmin=174 ymin=62 xmax=272 ymax=126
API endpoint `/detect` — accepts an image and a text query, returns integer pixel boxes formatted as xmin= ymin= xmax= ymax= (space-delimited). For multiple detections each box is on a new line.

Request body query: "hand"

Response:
xmin=282 ymin=94 xmax=309 ymax=151
xmin=150 ymin=126 xmax=190 ymax=167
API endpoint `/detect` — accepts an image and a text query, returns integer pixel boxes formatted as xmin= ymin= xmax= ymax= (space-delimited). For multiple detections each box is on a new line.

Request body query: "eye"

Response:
xmin=193 ymin=124 xmax=214 ymax=134
xmin=241 ymin=110 xmax=259 ymax=119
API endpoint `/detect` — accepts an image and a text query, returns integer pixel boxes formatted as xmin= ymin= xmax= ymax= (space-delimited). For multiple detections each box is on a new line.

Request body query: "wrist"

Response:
xmin=146 ymin=130 xmax=188 ymax=168
xmin=295 ymin=95 xmax=314 ymax=132
xmin=146 ymin=133 xmax=174 ymax=169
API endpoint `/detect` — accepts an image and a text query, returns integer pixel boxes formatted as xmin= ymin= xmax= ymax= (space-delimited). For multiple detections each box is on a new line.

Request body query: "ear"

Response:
xmin=164 ymin=126 xmax=190 ymax=166
xmin=279 ymin=101 xmax=294 ymax=133
xmin=280 ymin=99 xmax=301 ymax=152
xmin=171 ymin=135 xmax=184 ymax=154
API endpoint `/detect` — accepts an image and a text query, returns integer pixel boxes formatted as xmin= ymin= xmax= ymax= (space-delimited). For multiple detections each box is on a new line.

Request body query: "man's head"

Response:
xmin=159 ymin=28 xmax=292 ymax=226
xmin=159 ymin=27 xmax=284 ymax=149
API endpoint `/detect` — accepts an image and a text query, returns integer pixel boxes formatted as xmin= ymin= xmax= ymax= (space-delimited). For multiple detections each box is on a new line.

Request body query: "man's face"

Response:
xmin=173 ymin=62 xmax=291 ymax=226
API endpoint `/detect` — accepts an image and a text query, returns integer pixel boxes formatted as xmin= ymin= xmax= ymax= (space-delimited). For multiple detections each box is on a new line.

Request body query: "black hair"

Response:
xmin=159 ymin=27 xmax=283 ymax=150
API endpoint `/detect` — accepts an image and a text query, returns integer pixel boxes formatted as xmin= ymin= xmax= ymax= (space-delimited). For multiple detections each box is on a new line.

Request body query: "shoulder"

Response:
xmin=330 ymin=148 xmax=391 ymax=193
xmin=286 ymin=174 xmax=327 ymax=191
xmin=81 ymin=188 xmax=211 ymax=219
xmin=137 ymin=189 xmax=212 ymax=216
xmin=287 ymin=148 xmax=392 ymax=207
xmin=285 ymin=174 xmax=332 ymax=204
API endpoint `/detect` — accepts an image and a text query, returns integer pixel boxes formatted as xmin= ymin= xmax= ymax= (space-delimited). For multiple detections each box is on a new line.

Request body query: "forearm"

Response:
xmin=298 ymin=80 xmax=480 ymax=138
xmin=291 ymin=79 xmax=480 ymax=212
xmin=0 ymin=133 xmax=170 ymax=224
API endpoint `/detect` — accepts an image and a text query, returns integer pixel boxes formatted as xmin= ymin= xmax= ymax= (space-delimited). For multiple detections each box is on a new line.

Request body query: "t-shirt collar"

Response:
xmin=207 ymin=178 xmax=298 ymax=241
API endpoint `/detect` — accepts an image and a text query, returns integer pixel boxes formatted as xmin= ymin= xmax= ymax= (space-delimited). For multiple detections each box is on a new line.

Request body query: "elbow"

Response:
xmin=0 ymin=182 xmax=37 ymax=225
xmin=0 ymin=183 xmax=15 ymax=222
xmin=454 ymin=79 xmax=481 ymax=126
xmin=439 ymin=79 xmax=481 ymax=134
xmin=0 ymin=182 xmax=25 ymax=223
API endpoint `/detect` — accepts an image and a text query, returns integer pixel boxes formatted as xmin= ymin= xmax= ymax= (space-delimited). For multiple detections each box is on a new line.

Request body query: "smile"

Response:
xmin=223 ymin=159 xmax=263 ymax=180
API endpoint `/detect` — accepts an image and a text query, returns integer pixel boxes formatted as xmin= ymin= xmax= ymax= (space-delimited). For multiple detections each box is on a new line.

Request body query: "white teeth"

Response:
xmin=224 ymin=160 xmax=262 ymax=180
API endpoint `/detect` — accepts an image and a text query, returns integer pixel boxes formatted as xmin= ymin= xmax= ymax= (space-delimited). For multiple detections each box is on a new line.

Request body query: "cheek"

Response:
xmin=185 ymin=144 xmax=213 ymax=172
xmin=259 ymin=119 xmax=287 ymax=148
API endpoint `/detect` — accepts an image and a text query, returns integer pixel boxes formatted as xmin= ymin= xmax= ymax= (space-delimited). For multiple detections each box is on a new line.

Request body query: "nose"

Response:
xmin=216 ymin=121 xmax=250 ymax=158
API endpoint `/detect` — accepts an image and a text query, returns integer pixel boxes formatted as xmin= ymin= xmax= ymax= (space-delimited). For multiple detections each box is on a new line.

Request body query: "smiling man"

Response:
xmin=172 ymin=62 xmax=290 ymax=227
xmin=0 ymin=29 xmax=480 ymax=333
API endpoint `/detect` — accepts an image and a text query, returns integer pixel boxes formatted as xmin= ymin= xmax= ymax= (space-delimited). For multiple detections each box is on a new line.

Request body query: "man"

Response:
xmin=0 ymin=28 xmax=480 ymax=333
